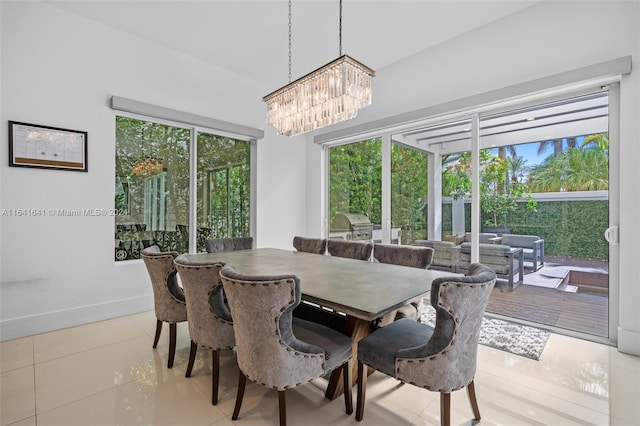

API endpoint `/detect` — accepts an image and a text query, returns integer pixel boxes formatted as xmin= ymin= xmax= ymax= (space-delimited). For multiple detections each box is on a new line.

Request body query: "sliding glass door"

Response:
xmin=324 ymin=87 xmax=618 ymax=343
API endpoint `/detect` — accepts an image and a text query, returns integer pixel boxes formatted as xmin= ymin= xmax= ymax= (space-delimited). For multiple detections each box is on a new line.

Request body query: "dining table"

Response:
xmin=177 ymin=247 xmax=457 ymax=400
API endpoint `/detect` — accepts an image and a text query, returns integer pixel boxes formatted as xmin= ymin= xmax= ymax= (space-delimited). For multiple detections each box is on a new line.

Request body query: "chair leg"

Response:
xmin=342 ymin=361 xmax=353 ymax=415
xmin=440 ymin=392 xmax=451 ymax=426
xmin=355 ymin=361 xmax=367 ymax=421
xmin=185 ymin=340 xmax=197 ymax=377
xmin=232 ymin=370 xmax=246 ymax=420
xmin=167 ymin=323 xmax=177 ymax=368
xmin=152 ymin=320 xmax=162 ymax=348
xmin=278 ymin=390 xmax=286 ymax=426
xmin=467 ymin=380 xmax=481 ymax=420
xmin=211 ymin=349 xmax=220 ymax=405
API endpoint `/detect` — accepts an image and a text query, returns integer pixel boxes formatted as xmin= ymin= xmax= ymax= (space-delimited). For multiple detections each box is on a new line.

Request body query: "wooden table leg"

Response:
xmin=324 ymin=311 xmax=396 ymax=400
xmin=325 ymin=316 xmax=370 ymax=400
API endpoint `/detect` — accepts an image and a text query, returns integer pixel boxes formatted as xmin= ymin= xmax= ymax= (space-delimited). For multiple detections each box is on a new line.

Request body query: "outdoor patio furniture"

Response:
xmin=500 ymin=234 xmax=545 ymax=271
xmin=464 ymin=232 xmax=500 ymax=244
xmin=457 ymin=243 xmax=523 ymax=290
xmin=414 ymin=240 xmax=459 ymax=272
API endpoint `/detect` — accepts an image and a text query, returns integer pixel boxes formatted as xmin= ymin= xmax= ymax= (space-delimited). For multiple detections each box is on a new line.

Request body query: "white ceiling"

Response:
xmin=48 ymin=0 xmax=539 ymax=90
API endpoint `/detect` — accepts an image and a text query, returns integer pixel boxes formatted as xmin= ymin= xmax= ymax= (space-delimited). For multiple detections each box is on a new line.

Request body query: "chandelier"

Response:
xmin=263 ymin=0 xmax=375 ymax=137
xmin=131 ymin=156 xmax=163 ymax=176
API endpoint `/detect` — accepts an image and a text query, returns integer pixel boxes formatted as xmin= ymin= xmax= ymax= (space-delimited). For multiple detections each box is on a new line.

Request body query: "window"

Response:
xmin=114 ymin=116 xmax=252 ymax=261
xmin=328 ymin=139 xmax=381 ymax=238
xmin=391 ymin=143 xmax=428 ymax=244
xmin=196 ymin=131 xmax=251 ymax=253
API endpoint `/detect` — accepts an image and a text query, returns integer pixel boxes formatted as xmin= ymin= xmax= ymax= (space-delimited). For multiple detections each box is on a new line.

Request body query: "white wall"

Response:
xmin=305 ymin=1 xmax=640 ymax=354
xmin=0 ymin=1 xmax=306 ymax=340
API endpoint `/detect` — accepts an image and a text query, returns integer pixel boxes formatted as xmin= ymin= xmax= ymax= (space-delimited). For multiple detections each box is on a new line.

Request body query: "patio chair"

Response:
xmin=414 ymin=240 xmax=460 ymax=272
xmin=458 ymin=243 xmax=523 ymax=290
xmin=500 ymin=234 xmax=545 ymax=271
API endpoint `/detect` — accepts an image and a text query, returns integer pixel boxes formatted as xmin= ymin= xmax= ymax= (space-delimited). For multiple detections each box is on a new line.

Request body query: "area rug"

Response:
xmin=420 ymin=305 xmax=551 ymax=361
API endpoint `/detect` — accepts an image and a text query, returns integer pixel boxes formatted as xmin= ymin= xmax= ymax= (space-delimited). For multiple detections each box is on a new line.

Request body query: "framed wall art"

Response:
xmin=8 ymin=121 xmax=88 ymax=172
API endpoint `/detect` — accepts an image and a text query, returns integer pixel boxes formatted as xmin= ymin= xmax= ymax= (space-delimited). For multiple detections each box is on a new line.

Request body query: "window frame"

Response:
xmin=114 ymin=110 xmax=257 ymax=260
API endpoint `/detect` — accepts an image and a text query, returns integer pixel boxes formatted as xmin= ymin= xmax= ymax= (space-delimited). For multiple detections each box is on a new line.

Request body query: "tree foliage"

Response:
xmin=528 ymin=133 xmax=608 ymax=192
xmin=329 ymin=139 xmax=382 ymax=225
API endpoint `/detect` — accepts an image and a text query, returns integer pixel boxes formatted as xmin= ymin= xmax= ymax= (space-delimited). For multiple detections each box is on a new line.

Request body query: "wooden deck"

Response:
xmin=486 ymin=284 xmax=609 ymax=338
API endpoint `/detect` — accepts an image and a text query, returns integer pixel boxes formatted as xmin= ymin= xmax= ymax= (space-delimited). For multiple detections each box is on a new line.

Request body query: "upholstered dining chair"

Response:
xmin=219 ymin=265 xmax=353 ymax=426
xmin=141 ymin=245 xmax=187 ymax=369
xmin=355 ymin=263 xmax=497 ymax=426
xmin=327 ymin=239 xmax=373 ymax=261
xmin=292 ymin=236 xmax=327 ymax=255
xmin=205 ymin=237 xmax=254 ymax=253
xmin=173 ymin=255 xmax=235 ymax=405
xmin=373 ymin=243 xmax=435 ymax=321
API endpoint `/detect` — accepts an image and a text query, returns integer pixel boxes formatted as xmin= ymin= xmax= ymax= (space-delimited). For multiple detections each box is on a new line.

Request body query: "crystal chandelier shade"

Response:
xmin=264 ymin=55 xmax=374 ymax=136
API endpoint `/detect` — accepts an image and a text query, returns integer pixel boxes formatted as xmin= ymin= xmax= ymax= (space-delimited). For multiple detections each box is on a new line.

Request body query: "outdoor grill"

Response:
xmin=331 ymin=213 xmax=373 ymax=241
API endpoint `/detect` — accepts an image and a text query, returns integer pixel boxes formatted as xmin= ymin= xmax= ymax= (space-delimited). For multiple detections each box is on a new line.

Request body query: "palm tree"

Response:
xmin=528 ymin=133 xmax=609 ymax=192
xmin=507 ymin=156 xmax=528 ymax=184
xmin=537 ymin=139 xmax=562 ymax=157
xmin=580 ymin=133 xmax=609 ymax=150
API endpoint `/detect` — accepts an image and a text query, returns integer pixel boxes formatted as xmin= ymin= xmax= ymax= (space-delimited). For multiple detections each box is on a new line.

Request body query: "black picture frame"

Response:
xmin=8 ymin=121 xmax=88 ymax=172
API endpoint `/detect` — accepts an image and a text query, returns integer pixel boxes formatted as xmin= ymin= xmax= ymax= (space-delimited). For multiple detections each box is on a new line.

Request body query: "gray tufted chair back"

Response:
xmin=293 ymin=236 xmax=327 ymax=254
xmin=373 ymin=243 xmax=435 ymax=321
xmin=220 ymin=264 xmax=354 ymax=425
xmin=355 ymin=263 xmax=496 ymax=425
xmin=373 ymin=243 xmax=434 ymax=269
xmin=174 ymin=257 xmax=234 ymax=348
xmin=205 ymin=237 xmax=254 ymax=253
xmin=327 ymin=239 xmax=373 ymax=261
xmin=141 ymin=245 xmax=186 ymax=324
xmin=174 ymin=255 xmax=235 ymax=404
xmin=396 ymin=263 xmax=496 ymax=391
xmin=141 ymin=245 xmax=187 ymax=368
xmin=220 ymin=265 xmax=325 ymax=389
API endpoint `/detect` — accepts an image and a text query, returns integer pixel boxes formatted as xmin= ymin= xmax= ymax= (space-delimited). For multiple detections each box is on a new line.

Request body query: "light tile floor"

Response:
xmin=1 ymin=310 xmax=639 ymax=426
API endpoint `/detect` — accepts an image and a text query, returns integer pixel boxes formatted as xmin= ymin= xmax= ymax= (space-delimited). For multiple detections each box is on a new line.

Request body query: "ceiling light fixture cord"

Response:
xmin=288 ymin=0 xmax=292 ymax=82
xmin=339 ymin=0 xmax=342 ymax=56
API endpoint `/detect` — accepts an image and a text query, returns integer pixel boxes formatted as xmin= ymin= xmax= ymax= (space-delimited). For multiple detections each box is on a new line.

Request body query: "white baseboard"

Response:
xmin=0 ymin=295 xmax=153 ymax=342
xmin=617 ymin=326 xmax=640 ymax=356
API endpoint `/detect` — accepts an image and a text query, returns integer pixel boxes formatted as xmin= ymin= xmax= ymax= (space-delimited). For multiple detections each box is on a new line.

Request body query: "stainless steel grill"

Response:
xmin=331 ymin=213 xmax=373 ymax=241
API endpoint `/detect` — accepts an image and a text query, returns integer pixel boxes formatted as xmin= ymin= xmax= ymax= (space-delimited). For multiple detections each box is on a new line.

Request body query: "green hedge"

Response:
xmin=439 ymin=199 xmax=608 ymax=261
